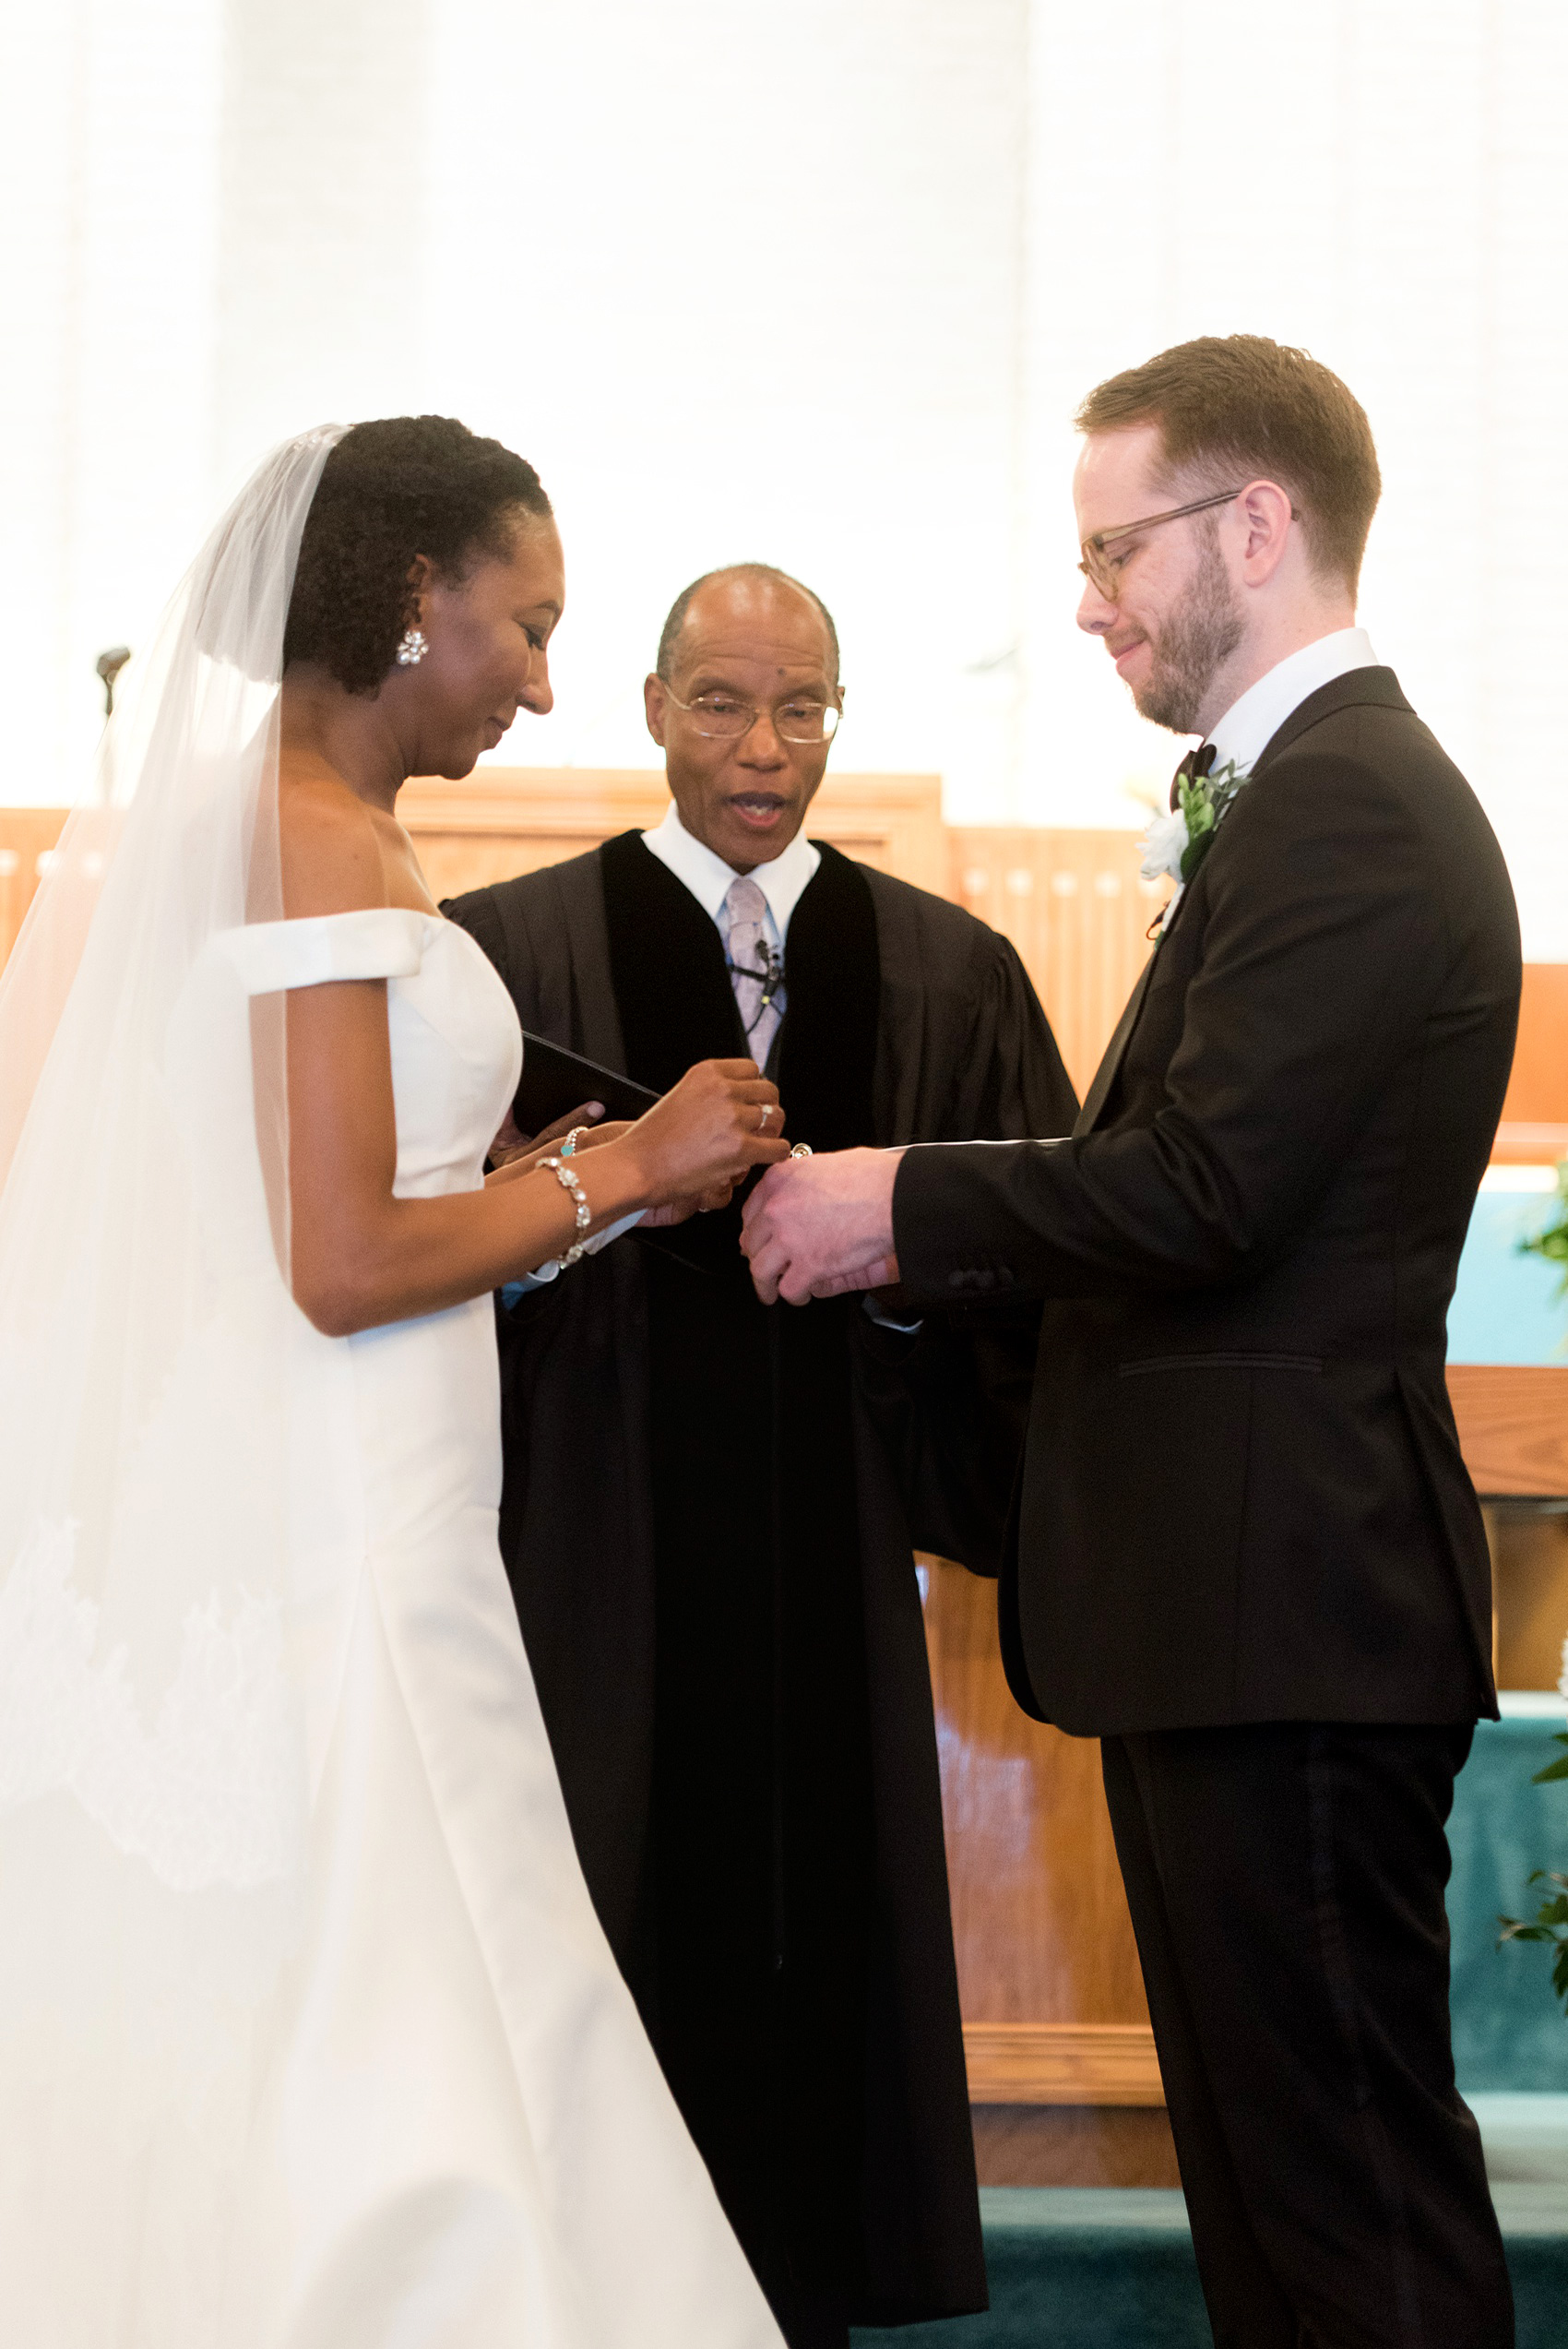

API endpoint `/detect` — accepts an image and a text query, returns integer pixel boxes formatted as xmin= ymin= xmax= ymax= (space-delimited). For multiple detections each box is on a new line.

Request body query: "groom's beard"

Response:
xmin=1130 ymin=532 xmax=1244 ymax=735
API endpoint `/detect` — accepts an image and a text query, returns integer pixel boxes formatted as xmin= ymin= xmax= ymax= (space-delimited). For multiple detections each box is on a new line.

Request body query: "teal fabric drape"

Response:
xmin=1450 ymin=1713 xmax=1568 ymax=2091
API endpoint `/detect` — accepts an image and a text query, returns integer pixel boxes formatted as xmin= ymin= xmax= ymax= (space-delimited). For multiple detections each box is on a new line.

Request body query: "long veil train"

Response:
xmin=0 ymin=428 xmax=349 ymax=2340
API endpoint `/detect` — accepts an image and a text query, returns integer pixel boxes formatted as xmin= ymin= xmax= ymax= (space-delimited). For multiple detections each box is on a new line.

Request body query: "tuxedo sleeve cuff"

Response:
xmin=893 ymin=1139 xmax=1056 ymax=1308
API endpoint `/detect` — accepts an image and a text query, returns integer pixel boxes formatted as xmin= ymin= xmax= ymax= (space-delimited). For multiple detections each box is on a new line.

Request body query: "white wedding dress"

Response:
xmin=203 ymin=905 xmax=780 ymax=2349
xmin=0 ymin=427 xmax=778 ymax=2349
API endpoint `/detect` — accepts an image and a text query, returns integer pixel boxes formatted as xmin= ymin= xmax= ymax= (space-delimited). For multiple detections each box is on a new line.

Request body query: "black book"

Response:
xmin=515 ymin=1031 xmax=659 ymax=1137
xmin=514 ymin=1032 xmax=725 ymax=1280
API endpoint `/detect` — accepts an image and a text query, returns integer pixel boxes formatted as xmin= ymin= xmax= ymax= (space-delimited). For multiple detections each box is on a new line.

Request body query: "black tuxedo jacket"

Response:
xmin=894 ymin=668 xmax=1521 ymax=1734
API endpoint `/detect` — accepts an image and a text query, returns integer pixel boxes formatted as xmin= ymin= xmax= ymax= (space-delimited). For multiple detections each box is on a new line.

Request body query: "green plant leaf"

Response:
xmin=1517 ymin=1159 xmax=1568 ymax=1297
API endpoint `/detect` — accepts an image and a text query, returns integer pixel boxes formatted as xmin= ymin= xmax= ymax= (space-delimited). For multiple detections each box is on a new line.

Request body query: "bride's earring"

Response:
xmin=396 ymin=626 xmax=428 ymax=667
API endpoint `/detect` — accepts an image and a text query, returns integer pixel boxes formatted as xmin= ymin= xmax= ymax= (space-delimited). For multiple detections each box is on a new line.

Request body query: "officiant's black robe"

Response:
xmin=445 ymin=834 xmax=1075 ymax=2343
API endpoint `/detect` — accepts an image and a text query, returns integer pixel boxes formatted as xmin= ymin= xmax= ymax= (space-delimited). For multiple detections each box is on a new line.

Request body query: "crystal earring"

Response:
xmin=396 ymin=626 xmax=428 ymax=667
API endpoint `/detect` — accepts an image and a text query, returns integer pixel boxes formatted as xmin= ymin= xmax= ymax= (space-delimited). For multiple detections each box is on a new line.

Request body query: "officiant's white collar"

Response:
xmin=642 ymin=801 xmax=822 ymax=944
xmin=1205 ymin=625 xmax=1379 ymax=776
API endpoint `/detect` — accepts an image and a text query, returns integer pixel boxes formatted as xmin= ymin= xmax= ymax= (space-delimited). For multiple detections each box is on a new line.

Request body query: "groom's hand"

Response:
xmin=741 ymin=1147 xmax=903 ymax=1306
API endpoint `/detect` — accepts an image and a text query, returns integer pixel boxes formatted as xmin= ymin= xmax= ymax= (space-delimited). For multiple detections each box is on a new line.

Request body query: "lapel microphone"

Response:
xmin=728 ymin=945 xmax=785 ymax=1011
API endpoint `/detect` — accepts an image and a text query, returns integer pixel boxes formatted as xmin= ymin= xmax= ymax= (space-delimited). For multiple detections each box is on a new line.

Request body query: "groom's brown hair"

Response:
xmin=1076 ymin=335 xmax=1382 ymax=596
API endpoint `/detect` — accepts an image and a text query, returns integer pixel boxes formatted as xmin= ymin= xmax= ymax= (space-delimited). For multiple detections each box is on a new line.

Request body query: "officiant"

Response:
xmin=445 ymin=563 xmax=1075 ymax=2349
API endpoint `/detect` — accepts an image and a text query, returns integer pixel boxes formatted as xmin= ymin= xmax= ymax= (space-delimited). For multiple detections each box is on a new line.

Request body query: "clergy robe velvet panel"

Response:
xmin=445 ymin=835 xmax=1076 ymax=2333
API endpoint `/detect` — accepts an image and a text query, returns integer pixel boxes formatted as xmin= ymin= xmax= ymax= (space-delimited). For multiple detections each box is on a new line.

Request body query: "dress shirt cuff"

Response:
xmin=500 ymin=1209 xmax=645 ymax=1308
xmin=861 ymin=1293 xmax=924 ymax=1336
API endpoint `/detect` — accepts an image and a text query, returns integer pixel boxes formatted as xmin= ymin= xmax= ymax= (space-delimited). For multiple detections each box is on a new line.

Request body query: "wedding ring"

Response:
xmin=790 ymin=1142 xmax=813 ymax=1159
xmin=757 ymin=1103 xmax=774 ymax=1131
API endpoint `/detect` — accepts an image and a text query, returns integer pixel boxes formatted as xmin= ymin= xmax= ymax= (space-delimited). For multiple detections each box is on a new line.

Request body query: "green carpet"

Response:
xmin=851 ymin=2185 xmax=1568 ymax=2347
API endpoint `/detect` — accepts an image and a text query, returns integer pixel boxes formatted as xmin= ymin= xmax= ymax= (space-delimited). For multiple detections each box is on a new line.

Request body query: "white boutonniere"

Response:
xmin=1139 ymin=757 xmax=1251 ymax=931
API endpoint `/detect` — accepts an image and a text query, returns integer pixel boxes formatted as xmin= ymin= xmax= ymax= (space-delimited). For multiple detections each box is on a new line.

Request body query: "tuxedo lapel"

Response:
xmin=1074 ymin=871 xmax=1203 ymax=1137
xmin=1075 ymin=670 xmax=1411 ymax=1142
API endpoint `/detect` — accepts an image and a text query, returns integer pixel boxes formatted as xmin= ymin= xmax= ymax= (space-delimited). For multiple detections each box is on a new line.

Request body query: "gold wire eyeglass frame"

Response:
xmin=1078 ymin=487 xmax=1242 ymax=601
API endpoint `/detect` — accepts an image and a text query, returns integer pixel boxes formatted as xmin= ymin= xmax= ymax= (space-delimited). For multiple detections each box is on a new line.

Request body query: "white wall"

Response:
xmin=1018 ymin=0 xmax=1568 ymax=968
xmin=2 ymin=0 xmax=222 ymax=798
xmin=415 ymin=0 xmax=1030 ymax=812
xmin=5 ymin=0 xmax=1568 ymax=949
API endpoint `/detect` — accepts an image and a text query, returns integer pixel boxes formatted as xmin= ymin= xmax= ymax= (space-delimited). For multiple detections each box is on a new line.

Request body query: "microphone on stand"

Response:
xmin=95 ymin=648 xmax=131 ymax=718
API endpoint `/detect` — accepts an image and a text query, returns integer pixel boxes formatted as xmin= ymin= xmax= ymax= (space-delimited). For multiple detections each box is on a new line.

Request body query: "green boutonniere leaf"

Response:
xmin=1175 ymin=760 xmax=1248 ymax=886
xmin=1179 ymin=831 xmax=1213 ymax=884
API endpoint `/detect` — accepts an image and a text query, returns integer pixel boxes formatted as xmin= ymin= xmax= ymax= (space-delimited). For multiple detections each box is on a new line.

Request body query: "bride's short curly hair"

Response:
xmin=283 ymin=416 xmax=552 ymax=693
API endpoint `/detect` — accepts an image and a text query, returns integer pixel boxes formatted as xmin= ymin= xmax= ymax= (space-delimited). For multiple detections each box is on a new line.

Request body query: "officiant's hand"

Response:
xmin=486 ymin=1101 xmax=609 ymax=1182
xmin=742 ymin=1147 xmax=904 ymax=1306
xmin=488 ymin=1098 xmax=606 ymax=1170
xmin=616 ymin=1057 xmax=789 ymax=1210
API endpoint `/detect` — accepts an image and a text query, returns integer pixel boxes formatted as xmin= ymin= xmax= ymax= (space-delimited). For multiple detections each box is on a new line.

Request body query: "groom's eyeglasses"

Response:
xmin=1078 ymin=488 xmax=1241 ymax=602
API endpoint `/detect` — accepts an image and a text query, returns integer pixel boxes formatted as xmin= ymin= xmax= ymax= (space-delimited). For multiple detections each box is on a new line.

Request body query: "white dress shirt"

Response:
xmin=1206 ymin=625 xmax=1379 ymax=775
xmin=1152 ymin=627 xmax=1381 ymax=936
xmin=642 ymin=801 xmax=822 ymax=966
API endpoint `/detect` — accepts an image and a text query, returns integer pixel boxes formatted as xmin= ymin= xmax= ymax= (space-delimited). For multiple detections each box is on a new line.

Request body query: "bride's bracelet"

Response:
xmin=537 ymin=1153 xmax=593 ymax=1269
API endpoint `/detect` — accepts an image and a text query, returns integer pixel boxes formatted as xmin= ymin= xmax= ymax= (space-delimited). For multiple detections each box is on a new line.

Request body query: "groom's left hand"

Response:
xmin=741 ymin=1147 xmax=904 ymax=1306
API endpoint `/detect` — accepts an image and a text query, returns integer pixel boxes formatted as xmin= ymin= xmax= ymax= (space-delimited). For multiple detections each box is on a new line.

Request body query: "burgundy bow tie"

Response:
xmin=1170 ymin=742 xmax=1217 ymax=812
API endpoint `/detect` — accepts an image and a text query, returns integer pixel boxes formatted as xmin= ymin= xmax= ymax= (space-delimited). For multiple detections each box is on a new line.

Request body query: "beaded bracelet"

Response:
xmin=538 ymin=1153 xmax=592 ymax=1268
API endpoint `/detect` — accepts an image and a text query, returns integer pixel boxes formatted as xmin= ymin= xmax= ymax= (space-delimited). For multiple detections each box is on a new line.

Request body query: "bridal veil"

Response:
xmin=0 ymin=427 xmax=350 ymax=2340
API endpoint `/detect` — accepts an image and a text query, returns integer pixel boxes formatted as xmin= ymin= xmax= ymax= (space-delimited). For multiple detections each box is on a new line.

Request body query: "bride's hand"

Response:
xmin=613 ymin=1058 xmax=788 ymax=1209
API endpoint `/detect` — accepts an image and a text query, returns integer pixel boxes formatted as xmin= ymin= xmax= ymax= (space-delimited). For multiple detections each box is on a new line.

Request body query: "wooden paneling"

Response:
xmin=964 ymin=2023 xmax=1163 ymax=2107
xmin=972 ymin=2105 xmax=1181 ymax=2188
xmin=1447 ymin=1365 xmax=1568 ymax=1498
xmin=391 ymin=777 xmax=1158 ymax=1104
xmin=1492 ymin=1123 xmax=1568 ymax=1164
xmin=398 ymin=768 xmax=950 ymax=905
xmin=1503 ymin=965 xmax=1568 ymax=1126
xmin=0 ymin=809 xmax=69 ymax=970
xmin=1486 ymin=1506 xmax=1568 ymax=1690
xmin=921 ymin=1556 xmax=1157 ymax=2105
xmin=10 ymin=779 xmax=1564 ymax=1159
xmin=948 ymin=827 xmax=1167 ymax=1105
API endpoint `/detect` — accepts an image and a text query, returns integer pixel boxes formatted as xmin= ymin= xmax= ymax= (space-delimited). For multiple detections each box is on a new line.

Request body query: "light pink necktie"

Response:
xmin=724 ymin=876 xmax=782 ymax=1067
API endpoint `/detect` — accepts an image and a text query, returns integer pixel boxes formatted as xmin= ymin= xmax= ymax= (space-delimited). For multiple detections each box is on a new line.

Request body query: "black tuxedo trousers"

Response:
xmin=894 ymin=669 xmax=1522 ymax=2343
xmin=1103 ymin=1723 xmax=1509 ymax=2348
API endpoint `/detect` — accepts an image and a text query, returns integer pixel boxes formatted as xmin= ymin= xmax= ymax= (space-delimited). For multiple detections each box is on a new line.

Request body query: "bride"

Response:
xmin=0 ymin=419 xmax=790 ymax=2347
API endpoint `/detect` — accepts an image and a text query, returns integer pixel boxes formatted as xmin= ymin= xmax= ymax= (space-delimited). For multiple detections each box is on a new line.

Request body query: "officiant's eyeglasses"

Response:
xmin=662 ymin=687 xmax=842 ymax=745
xmin=1079 ymin=488 xmax=1241 ymax=602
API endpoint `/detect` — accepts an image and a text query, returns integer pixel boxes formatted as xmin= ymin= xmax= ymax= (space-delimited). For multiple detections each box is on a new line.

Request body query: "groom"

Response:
xmin=742 ymin=336 xmax=1520 ymax=2346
